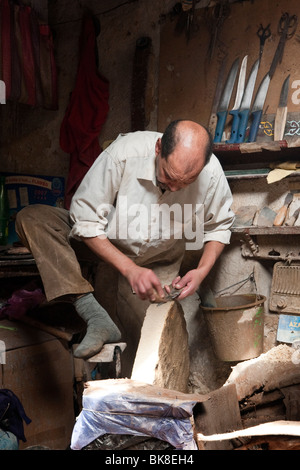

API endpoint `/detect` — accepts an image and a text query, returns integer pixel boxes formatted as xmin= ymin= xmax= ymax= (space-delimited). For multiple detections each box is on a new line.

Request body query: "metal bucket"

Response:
xmin=201 ymin=294 xmax=265 ymax=362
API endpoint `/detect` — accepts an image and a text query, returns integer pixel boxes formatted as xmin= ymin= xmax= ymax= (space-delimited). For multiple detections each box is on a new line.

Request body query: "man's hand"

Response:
xmin=168 ymin=270 xmax=204 ymax=300
xmin=81 ymin=236 xmax=166 ymax=303
xmin=168 ymin=241 xmax=226 ymax=300
xmin=126 ymin=265 xmax=165 ymax=302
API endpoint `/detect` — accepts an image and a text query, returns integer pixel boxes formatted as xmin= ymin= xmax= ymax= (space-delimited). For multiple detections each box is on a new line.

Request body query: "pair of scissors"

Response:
xmin=257 ymin=23 xmax=271 ymax=60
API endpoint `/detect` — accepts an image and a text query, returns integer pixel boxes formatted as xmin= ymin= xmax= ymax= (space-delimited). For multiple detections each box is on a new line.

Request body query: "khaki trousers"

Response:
xmin=15 ymin=204 xmax=95 ymax=302
xmin=16 ymin=204 xmax=185 ymax=376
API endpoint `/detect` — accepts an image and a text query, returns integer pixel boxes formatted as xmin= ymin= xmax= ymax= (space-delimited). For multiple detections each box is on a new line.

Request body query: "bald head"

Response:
xmin=155 ymin=120 xmax=213 ymax=192
xmin=161 ymin=120 xmax=213 ymax=166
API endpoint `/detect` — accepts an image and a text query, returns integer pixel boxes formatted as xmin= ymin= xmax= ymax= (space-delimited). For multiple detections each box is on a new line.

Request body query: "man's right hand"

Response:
xmin=81 ymin=236 xmax=165 ymax=303
xmin=126 ymin=265 xmax=165 ymax=302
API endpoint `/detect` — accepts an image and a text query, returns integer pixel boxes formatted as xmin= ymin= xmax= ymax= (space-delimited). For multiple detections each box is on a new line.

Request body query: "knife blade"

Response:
xmin=248 ymin=72 xmax=271 ymax=142
xmin=213 ymin=57 xmax=239 ymax=143
xmin=226 ymin=55 xmax=248 ymax=144
xmin=236 ymin=59 xmax=260 ymax=143
xmin=274 ymin=75 xmax=290 ymax=141
xmin=208 ymin=56 xmax=228 ymax=136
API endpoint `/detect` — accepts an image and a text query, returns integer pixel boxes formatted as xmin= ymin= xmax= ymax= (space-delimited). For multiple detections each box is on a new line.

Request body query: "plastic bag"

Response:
xmin=71 ymin=379 xmax=198 ymax=450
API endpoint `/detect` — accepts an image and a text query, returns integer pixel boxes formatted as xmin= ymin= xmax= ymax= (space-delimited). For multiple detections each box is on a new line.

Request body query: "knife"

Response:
xmin=226 ymin=55 xmax=248 ymax=143
xmin=274 ymin=75 xmax=290 ymax=141
xmin=248 ymin=73 xmax=271 ymax=143
xmin=236 ymin=59 xmax=260 ymax=143
xmin=208 ymin=56 xmax=228 ymax=136
xmin=213 ymin=57 xmax=239 ymax=143
xmin=273 ymin=192 xmax=293 ymax=226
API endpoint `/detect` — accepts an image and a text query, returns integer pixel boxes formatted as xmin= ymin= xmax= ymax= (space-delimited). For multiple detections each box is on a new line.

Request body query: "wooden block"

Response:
xmin=131 ymin=301 xmax=190 ymax=393
xmin=194 ymin=383 xmax=242 ymax=450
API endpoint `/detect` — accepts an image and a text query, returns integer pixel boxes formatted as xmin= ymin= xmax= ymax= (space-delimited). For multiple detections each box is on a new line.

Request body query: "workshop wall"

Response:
xmin=158 ymin=0 xmax=300 ymax=145
xmin=0 ymin=0 xmax=175 ymax=179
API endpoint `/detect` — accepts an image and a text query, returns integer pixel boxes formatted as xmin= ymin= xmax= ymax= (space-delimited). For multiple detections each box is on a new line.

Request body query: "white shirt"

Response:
xmin=69 ymin=131 xmax=235 ymax=266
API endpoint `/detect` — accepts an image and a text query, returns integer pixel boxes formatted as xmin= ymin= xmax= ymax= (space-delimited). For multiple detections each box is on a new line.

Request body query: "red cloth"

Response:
xmin=60 ymin=12 xmax=109 ymax=209
xmin=1 ymin=0 xmax=12 ymax=99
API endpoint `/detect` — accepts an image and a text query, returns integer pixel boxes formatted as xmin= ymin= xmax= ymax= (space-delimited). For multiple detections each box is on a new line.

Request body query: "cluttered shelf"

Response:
xmin=231 ymin=225 xmax=300 ymax=235
xmin=214 ymin=140 xmax=300 ymax=173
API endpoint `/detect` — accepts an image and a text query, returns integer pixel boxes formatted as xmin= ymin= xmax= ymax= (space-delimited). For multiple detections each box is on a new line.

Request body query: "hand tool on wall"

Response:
xmin=257 ymin=23 xmax=271 ymax=61
xmin=269 ymin=12 xmax=297 ymax=79
xmin=248 ymin=72 xmax=270 ymax=142
xmin=213 ymin=57 xmax=239 ymax=143
xmin=247 ymin=11 xmax=296 ymax=143
xmin=208 ymin=56 xmax=228 ymax=136
xmin=274 ymin=75 xmax=290 ymax=141
xmin=273 ymin=192 xmax=293 ymax=226
xmin=235 ymin=59 xmax=260 ymax=143
xmin=226 ymin=55 xmax=248 ymax=143
xmin=206 ymin=0 xmax=230 ymax=62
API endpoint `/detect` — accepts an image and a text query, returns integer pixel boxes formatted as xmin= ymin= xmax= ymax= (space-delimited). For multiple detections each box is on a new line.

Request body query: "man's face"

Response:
xmin=155 ymin=138 xmax=204 ymax=192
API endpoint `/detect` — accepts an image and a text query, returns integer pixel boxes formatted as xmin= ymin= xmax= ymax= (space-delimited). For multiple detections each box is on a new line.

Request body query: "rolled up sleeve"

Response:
xmin=203 ymin=168 xmax=235 ymax=245
xmin=69 ymin=150 xmax=124 ymax=239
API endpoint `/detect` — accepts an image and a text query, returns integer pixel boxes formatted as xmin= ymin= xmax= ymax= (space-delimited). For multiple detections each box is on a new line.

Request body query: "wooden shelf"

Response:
xmin=213 ymin=140 xmax=300 ymax=171
xmin=231 ymin=226 xmax=300 ymax=235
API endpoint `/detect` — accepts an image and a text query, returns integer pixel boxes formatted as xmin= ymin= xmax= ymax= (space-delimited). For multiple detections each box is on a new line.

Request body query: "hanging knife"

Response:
xmin=236 ymin=59 xmax=260 ymax=144
xmin=274 ymin=75 xmax=290 ymax=141
xmin=248 ymin=73 xmax=271 ymax=142
xmin=213 ymin=57 xmax=239 ymax=143
xmin=226 ymin=55 xmax=248 ymax=143
xmin=208 ymin=56 xmax=228 ymax=136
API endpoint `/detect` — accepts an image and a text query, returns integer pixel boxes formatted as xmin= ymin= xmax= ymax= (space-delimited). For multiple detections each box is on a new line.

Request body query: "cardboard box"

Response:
xmin=4 ymin=174 xmax=64 ymax=245
xmin=0 ymin=319 xmax=74 ymax=449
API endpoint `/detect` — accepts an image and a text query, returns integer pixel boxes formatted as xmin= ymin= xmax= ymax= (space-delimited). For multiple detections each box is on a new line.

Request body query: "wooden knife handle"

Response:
xmin=273 ymin=206 xmax=288 ymax=226
xmin=274 ymin=107 xmax=287 ymax=141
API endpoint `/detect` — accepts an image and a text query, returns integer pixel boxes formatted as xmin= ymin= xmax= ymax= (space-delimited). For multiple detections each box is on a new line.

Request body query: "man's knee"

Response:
xmin=16 ymin=204 xmax=45 ymax=233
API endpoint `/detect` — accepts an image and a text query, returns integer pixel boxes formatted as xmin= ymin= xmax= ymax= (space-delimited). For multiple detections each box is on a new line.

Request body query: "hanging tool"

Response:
xmin=206 ymin=1 xmax=230 ymax=63
xmin=247 ymin=12 xmax=296 ymax=143
xmin=274 ymin=75 xmax=290 ymax=141
xmin=236 ymin=59 xmax=260 ymax=143
xmin=248 ymin=72 xmax=271 ymax=142
xmin=208 ymin=56 xmax=228 ymax=136
xmin=269 ymin=12 xmax=297 ymax=79
xmin=257 ymin=23 xmax=271 ymax=61
xmin=226 ymin=55 xmax=248 ymax=143
xmin=273 ymin=193 xmax=293 ymax=226
xmin=213 ymin=57 xmax=239 ymax=143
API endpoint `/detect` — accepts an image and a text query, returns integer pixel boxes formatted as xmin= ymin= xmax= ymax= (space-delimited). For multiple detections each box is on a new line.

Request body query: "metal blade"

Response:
xmin=252 ymin=73 xmax=271 ymax=112
xmin=248 ymin=72 xmax=271 ymax=142
xmin=279 ymin=74 xmax=290 ymax=108
xmin=239 ymin=59 xmax=260 ymax=110
xmin=217 ymin=57 xmax=239 ymax=112
xmin=208 ymin=56 xmax=228 ymax=135
xmin=232 ymin=55 xmax=248 ymax=110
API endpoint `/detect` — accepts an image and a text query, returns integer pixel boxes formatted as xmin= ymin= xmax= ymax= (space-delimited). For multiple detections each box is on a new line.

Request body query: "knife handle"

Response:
xmin=213 ymin=110 xmax=227 ymax=143
xmin=226 ymin=110 xmax=240 ymax=144
xmin=248 ymin=110 xmax=263 ymax=143
xmin=274 ymin=107 xmax=287 ymax=141
xmin=273 ymin=206 xmax=288 ymax=226
xmin=236 ymin=109 xmax=250 ymax=143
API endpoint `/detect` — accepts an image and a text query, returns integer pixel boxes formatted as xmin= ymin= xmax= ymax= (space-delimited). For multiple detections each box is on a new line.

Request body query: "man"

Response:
xmin=16 ymin=119 xmax=234 ymax=363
